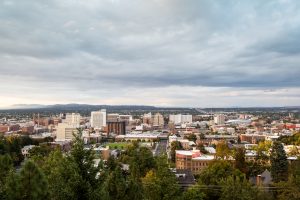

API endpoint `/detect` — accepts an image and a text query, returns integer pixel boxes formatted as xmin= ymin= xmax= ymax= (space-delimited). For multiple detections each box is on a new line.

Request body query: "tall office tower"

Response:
xmin=214 ymin=114 xmax=225 ymax=125
xmin=152 ymin=113 xmax=164 ymax=127
xmin=65 ymin=113 xmax=81 ymax=127
xmin=91 ymin=109 xmax=107 ymax=129
xmin=143 ymin=112 xmax=152 ymax=125
xmin=169 ymin=114 xmax=193 ymax=124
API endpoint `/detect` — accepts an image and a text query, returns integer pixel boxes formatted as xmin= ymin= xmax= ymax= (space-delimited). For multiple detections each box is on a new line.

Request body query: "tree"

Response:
xmin=126 ymin=177 xmax=143 ymax=200
xmin=234 ymin=148 xmax=248 ymax=175
xmin=42 ymin=150 xmax=81 ymax=200
xmin=42 ymin=130 xmax=101 ymax=200
xmin=288 ymin=145 xmax=299 ymax=157
xmin=8 ymin=160 xmax=48 ymax=200
xmin=170 ymin=141 xmax=183 ymax=163
xmin=199 ymin=160 xmax=244 ymax=199
xmin=197 ymin=144 xmax=209 ymax=154
xmin=182 ymin=186 xmax=206 ymax=200
xmin=0 ymin=154 xmax=13 ymax=198
xmin=4 ymin=171 xmax=22 ymax=200
xmin=275 ymin=161 xmax=300 ymax=200
xmin=219 ymin=176 xmax=260 ymax=200
xmin=185 ymin=134 xmax=197 ymax=142
xmin=270 ymin=141 xmax=288 ymax=182
xmin=200 ymin=133 xmax=206 ymax=140
xmin=142 ymin=156 xmax=180 ymax=200
xmin=255 ymin=140 xmax=272 ymax=161
xmin=66 ymin=130 xmax=100 ymax=199
xmin=102 ymin=166 xmax=127 ymax=200
xmin=215 ymin=140 xmax=232 ymax=160
xmin=142 ymin=170 xmax=161 ymax=200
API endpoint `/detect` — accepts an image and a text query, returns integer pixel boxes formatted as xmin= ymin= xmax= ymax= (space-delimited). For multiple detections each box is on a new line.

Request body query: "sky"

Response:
xmin=0 ymin=0 xmax=300 ymax=108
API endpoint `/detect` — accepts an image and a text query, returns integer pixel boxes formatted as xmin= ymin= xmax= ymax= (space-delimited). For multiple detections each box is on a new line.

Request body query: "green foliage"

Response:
xmin=270 ymin=141 xmax=288 ymax=182
xmin=185 ymin=134 xmax=197 ymax=142
xmin=275 ymin=161 xmax=300 ymax=200
xmin=5 ymin=160 xmax=48 ymax=200
xmin=122 ymin=142 xmax=156 ymax=177
xmin=42 ymin=150 xmax=81 ymax=199
xmin=170 ymin=141 xmax=183 ymax=163
xmin=234 ymin=148 xmax=248 ymax=175
xmin=215 ymin=141 xmax=232 ymax=160
xmin=102 ymin=166 xmax=127 ymax=200
xmin=142 ymin=156 xmax=180 ymax=200
xmin=0 ymin=154 xmax=13 ymax=198
xmin=255 ymin=140 xmax=272 ymax=161
xmin=182 ymin=186 xmax=206 ymax=200
xmin=198 ymin=143 xmax=209 ymax=154
xmin=219 ymin=176 xmax=259 ymax=200
xmin=278 ymin=132 xmax=300 ymax=145
xmin=247 ymin=160 xmax=269 ymax=177
xmin=199 ymin=160 xmax=244 ymax=199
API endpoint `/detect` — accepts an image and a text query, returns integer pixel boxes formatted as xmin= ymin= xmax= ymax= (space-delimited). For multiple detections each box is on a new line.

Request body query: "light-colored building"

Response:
xmin=65 ymin=113 xmax=81 ymax=126
xmin=153 ymin=113 xmax=164 ymax=127
xmin=169 ymin=114 xmax=192 ymax=124
xmin=21 ymin=145 xmax=36 ymax=158
xmin=143 ymin=112 xmax=152 ymax=125
xmin=214 ymin=114 xmax=225 ymax=125
xmin=91 ymin=109 xmax=107 ymax=129
xmin=56 ymin=123 xmax=79 ymax=141
xmin=107 ymin=113 xmax=119 ymax=122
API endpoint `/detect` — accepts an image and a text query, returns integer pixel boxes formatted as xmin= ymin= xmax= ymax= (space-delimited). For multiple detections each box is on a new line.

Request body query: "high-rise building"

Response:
xmin=65 ymin=113 xmax=81 ymax=127
xmin=91 ymin=109 xmax=107 ymax=129
xmin=169 ymin=114 xmax=192 ymax=124
xmin=214 ymin=114 xmax=225 ymax=125
xmin=152 ymin=113 xmax=164 ymax=127
xmin=107 ymin=121 xmax=126 ymax=135
xmin=56 ymin=123 xmax=79 ymax=141
xmin=143 ymin=112 xmax=152 ymax=125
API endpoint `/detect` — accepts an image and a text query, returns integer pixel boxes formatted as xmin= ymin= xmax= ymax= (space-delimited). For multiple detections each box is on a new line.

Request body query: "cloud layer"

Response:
xmin=0 ymin=0 xmax=300 ymax=107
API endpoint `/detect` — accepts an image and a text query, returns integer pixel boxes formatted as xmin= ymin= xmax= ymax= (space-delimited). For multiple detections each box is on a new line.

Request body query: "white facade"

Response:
xmin=21 ymin=145 xmax=36 ymax=158
xmin=65 ymin=113 xmax=81 ymax=126
xmin=169 ymin=114 xmax=192 ymax=124
xmin=56 ymin=123 xmax=79 ymax=141
xmin=214 ymin=114 xmax=225 ymax=125
xmin=91 ymin=109 xmax=107 ymax=129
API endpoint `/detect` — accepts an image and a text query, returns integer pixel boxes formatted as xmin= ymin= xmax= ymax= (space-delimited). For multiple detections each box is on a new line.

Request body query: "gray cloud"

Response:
xmin=0 ymin=0 xmax=300 ymax=107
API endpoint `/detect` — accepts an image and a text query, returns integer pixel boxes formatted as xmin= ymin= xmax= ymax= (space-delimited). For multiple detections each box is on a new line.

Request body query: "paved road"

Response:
xmin=154 ymin=140 xmax=168 ymax=156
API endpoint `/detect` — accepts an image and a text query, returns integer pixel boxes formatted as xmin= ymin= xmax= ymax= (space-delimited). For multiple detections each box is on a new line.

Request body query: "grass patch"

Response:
xmin=106 ymin=142 xmax=129 ymax=149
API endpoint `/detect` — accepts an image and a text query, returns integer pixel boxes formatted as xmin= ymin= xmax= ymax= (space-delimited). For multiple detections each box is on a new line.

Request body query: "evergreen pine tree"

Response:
xmin=19 ymin=160 xmax=48 ymax=200
xmin=270 ymin=141 xmax=288 ymax=182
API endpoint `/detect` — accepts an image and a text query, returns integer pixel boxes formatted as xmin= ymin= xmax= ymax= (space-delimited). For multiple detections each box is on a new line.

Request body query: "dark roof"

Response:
xmin=174 ymin=169 xmax=196 ymax=187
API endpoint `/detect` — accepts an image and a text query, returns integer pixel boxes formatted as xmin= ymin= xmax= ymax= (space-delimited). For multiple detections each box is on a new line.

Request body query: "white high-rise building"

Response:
xmin=65 ymin=113 xmax=81 ymax=127
xmin=169 ymin=114 xmax=192 ymax=124
xmin=214 ymin=114 xmax=225 ymax=125
xmin=91 ymin=109 xmax=107 ymax=129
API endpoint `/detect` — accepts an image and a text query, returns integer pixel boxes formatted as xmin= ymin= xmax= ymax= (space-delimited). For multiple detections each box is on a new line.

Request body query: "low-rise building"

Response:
xmin=176 ymin=150 xmax=215 ymax=174
xmin=21 ymin=145 xmax=36 ymax=158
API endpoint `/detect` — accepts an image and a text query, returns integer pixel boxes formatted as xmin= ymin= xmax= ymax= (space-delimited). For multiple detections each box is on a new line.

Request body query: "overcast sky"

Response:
xmin=0 ymin=0 xmax=300 ymax=108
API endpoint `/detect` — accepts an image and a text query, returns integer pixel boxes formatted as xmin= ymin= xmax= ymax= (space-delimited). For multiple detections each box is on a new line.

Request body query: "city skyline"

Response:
xmin=1 ymin=0 xmax=300 ymax=108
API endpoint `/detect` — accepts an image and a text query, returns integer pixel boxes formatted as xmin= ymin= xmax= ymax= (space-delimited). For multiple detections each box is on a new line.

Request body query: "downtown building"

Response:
xmin=91 ymin=109 xmax=107 ymax=129
xmin=152 ymin=113 xmax=164 ymax=127
xmin=169 ymin=114 xmax=193 ymax=124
